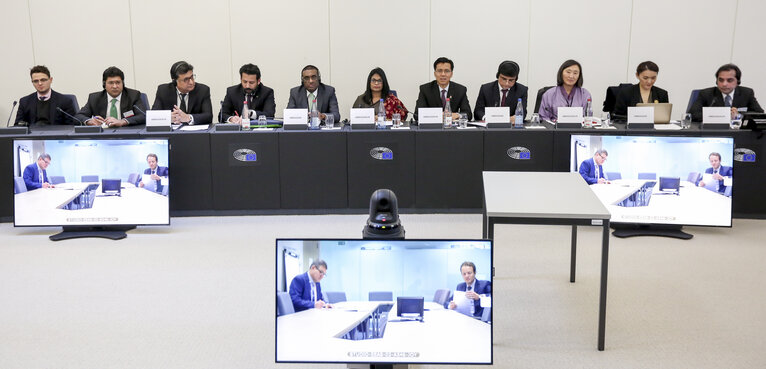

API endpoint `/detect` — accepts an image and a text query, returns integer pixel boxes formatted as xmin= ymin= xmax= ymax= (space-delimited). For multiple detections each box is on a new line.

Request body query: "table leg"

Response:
xmin=598 ymin=221 xmax=610 ymax=351
xmin=570 ymin=225 xmax=577 ymax=283
xmin=482 ymin=213 xmax=488 ymax=239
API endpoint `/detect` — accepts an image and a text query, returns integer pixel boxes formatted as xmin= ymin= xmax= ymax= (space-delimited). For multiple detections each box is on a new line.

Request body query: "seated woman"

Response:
xmin=539 ymin=59 xmax=592 ymax=121
xmin=613 ymin=61 xmax=669 ymax=117
xmin=352 ymin=67 xmax=409 ymax=121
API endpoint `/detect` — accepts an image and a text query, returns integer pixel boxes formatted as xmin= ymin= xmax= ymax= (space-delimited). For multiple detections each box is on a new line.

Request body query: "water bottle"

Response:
xmin=584 ymin=98 xmax=593 ymax=127
xmin=377 ymin=99 xmax=386 ymax=129
xmin=310 ymin=98 xmax=320 ymax=129
xmin=241 ymin=100 xmax=250 ymax=129
xmin=443 ymin=98 xmax=452 ymax=128
xmin=514 ymin=98 xmax=524 ymax=128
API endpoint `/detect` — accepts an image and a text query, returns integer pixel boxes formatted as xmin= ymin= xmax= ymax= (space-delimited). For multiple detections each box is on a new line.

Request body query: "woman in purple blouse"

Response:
xmin=538 ymin=59 xmax=592 ymax=121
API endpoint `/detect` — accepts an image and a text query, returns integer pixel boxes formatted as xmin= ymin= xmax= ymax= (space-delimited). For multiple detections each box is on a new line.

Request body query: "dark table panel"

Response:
xmin=484 ymin=128 xmax=556 ymax=171
xmin=278 ymin=130 xmax=348 ymax=209
xmin=347 ymin=129 xmax=416 ymax=208
xmin=415 ymin=129 xmax=484 ymax=209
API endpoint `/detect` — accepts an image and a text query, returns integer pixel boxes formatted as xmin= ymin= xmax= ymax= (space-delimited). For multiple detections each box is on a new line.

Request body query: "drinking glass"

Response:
xmin=681 ymin=113 xmax=692 ymax=129
xmin=458 ymin=113 xmax=468 ymax=128
xmin=601 ymin=112 xmax=611 ymax=127
xmin=325 ymin=114 xmax=335 ymax=129
xmin=730 ymin=113 xmax=742 ymax=129
xmin=258 ymin=115 xmax=267 ymax=126
xmin=529 ymin=113 xmax=541 ymax=127
xmin=392 ymin=113 xmax=401 ymax=128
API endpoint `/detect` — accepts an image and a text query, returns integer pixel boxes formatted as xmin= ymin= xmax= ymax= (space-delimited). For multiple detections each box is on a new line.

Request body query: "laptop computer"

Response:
xmin=636 ymin=103 xmax=673 ymax=124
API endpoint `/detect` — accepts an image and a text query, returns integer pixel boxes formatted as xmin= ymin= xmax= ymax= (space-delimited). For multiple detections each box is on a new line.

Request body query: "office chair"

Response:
xmin=686 ymin=89 xmax=702 ymax=114
xmin=14 ymin=177 xmax=27 ymax=194
xmin=602 ymin=83 xmax=631 ymax=115
xmin=161 ymin=184 xmax=169 ymax=196
xmin=276 ymin=291 xmax=295 ymax=316
xmin=605 ymin=172 xmax=622 ymax=180
xmin=49 ymin=175 xmax=66 ymax=185
xmin=127 ymin=173 xmax=140 ymax=186
xmin=481 ymin=307 xmax=492 ymax=323
xmin=369 ymin=291 xmax=393 ymax=301
xmin=533 ymin=86 xmax=554 ymax=114
xmin=64 ymin=94 xmax=80 ymax=111
xmin=432 ymin=289 xmax=450 ymax=308
xmin=638 ymin=172 xmax=656 ymax=180
xmin=140 ymin=93 xmax=150 ymax=111
xmin=323 ymin=291 xmax=347 ymax=304
xmin=390 ymin=90 xmax=397 ymax=97
xmin=81 ymin=175 xmax=99 ymax=182
xmin=687 ymin=172 xmax=701 ymax=186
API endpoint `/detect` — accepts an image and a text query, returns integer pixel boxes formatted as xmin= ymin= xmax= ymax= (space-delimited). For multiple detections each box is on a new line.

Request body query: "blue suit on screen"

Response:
xmin=22 ymin=163 xmax=48 ymax=190
xmin=138 ymin=166 xmax=169 ymax=191
xmin=705 ymin=166 xmax=733 ymax=193
xmin=455 ymin=279 xmax=492 ymax=317
xmin=289 ymin=272 xmax=323 ymax=312
xmin=579 ymin=158 xmax=604 ymax=184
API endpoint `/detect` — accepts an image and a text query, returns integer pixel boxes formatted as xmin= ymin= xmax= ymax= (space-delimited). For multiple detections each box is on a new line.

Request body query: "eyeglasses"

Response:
xmin=180 ymin=74 xmax=196 ymax=83
xmin=32 ymin=78 xmax=50 ymax=84
xmin=105 ymin=80 xmax=122 ymax=86
xmin=598 ymin=154 xmax=607 ymax=160
xmin=42 ymin=159 xmax=50 ymax=165
xmin=302 ymin=75 xmax=319 ymax=82
xmin=371 ymin=78 xmax=383 ymax=84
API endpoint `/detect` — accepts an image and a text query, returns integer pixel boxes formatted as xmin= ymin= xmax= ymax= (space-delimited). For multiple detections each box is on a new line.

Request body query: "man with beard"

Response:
xmin=220 ymin=63 xmax=276 ymax=123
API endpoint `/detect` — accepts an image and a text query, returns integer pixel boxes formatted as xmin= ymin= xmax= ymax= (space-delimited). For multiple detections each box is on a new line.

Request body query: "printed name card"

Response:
xmin=627 ymin=106 xmax=654 ymax=124
xmin=283 ymin=109 xmax=308 ymax=125
xmin=350 ymin=108 xmax=375 ymax=124
xmin=484 ymin=107 xmax=510 ymax=123
xmin=146 ymin=110 xmax=171 ymax=127
xmin=417 ymin=108 xmax=443 ymax=124
xmin=703 ymin=107 xmax=731 ymax=124
xmin=557 ymin=107 xmax=583 ymax=123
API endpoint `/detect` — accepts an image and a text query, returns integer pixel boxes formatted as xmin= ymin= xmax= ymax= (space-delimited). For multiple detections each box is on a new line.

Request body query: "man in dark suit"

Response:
xmin=15 ymin=65 xmax=77 ymax=126
xmin=22 ymin=153 xmax=54 ymax=190
xmin=289 ymin=260 xmax=332 ymax=312
xmin=75 ymin=66 xmax=146 ymax=127
xmin=414 ymin=57 xmax=472 ymax=122
xmin=579 ymin=149 xmax=608 ymax=185
xmin=286 ymin=65 xmax=340 ymax=124
xmin=698 ymin=152 xmax=732 ymax=194
xmin=220 ymin=63 xmax=276 ymax=123
xmin=137 ymin=153 xmax=169 ymax=193
xmin=152 ymin=61 xmax=212 ymax=125
xmin=689 ymin=63 xmax=763 ymax=122
xmin=448 ymin=261 xmax=491 ymax=318
xmin=474 ymin=60 xmax=528 ymax=122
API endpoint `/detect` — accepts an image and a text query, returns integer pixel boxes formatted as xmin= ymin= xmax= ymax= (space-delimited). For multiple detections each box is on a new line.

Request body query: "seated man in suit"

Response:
xmin=579 ymin=149 xmax=609 ymax=185
xmin=152 ymin=61 xmax=212 ymax=125
xmin=15 ymin=65 xmax=78 ymax=126
xmin=137 ymin=153 xmax=168 ymax=193
xmin=289 ymin=260 xmax=332 ymax=312
xmin=689 ymin=63 xmax=763 ymax=122
xmin=22 ymin=153 xmax=55 ymax=190
xmin=474 ymin=60 xmax=528 ymax=122
xmin=698 ymin=152 xmax=732 ymax=194
xmin=286 ymin=65 xmax=340 ymax=125
xmin=75 ymin=66 xmax=146 ymax=127
xmin=448 ymin=261 xmax=491 ymax=318
xmin=414 ymin=57 xmax=472 ymax=122
xmin=221 ymin=63 xmax=276 ymax=124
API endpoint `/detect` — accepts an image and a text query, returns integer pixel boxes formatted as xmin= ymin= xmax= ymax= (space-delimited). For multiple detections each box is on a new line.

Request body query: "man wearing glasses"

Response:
xmin=287 ymin=65 xmax=341 ymax=124
xmin=15 ymin=65 xmax=77 ymax=126
xmin=579 ymin=149 xmax=609 ymax=184
xmin=152 ymin=61 xmax=212 ymax=125
xmin=289 ymin=260 xmax=333 ymax=312
xmin=23 ymin=153 xmax=55 ymax=190
xmin=221 ymin=63 xmax=275 ymax=124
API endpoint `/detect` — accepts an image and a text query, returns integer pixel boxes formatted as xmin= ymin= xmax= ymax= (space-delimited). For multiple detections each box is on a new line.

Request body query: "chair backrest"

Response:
xmin=140 ymin=93 xmax=150 ymax=111
xmin=637 ymin=172 xmax=656 ymax=180
xmin=324 ymin=291 xmax=347 ymax=304
xmin=81 ymin=175 xmax=99 ymax=182
xmin=724 ymin=184 xmax=732 ymax=197
xmin=49 ymin=175 xmax=66 ymax=185
xmin=276 ymin=291 xmax=294 ymax=316
xmin=369 ymin=291 xmax=393 ymax=301
xmin=64 ymin=94 xmax=80 ymax=111
xmin=14 ymin=177 xmax=27 ymax=194
xmin=161 ymin=184 xmax=169 ymax=196
xmin=686 ymin=89 xmax=702 ymax=114
xmin=605 ymin=172 xmax=621 ymax=180
xmin=602 ymin=83 xmax=632 ymax=115
xmin=432 ymin=289 xmax=450 ymax=307
xmin=390 ymin=89 xmax=397 ymax=97
xmin=687 ymin=172 xmax=701 ymax=185
xmin=481 ymin=307 xmax=492 ymax=323
xmin=127 ymin=173 xmax=139 ymax=186
xmin=533 ymin=86 xmax=554 ymax=114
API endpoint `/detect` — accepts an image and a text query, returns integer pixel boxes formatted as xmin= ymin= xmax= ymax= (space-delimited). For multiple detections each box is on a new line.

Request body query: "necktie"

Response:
xmin=109 ymin=98 xmax=118 ymax=119
xmin=714 ymin=169 xmax=720 ymax=191
xmin=595 ymin=165 xmax=600 ymax=179
xmin=309 ymin=93 xmax=315 ymax=111
xmin=724 ymin=94 xmax=732 ymax=107
xmin=440 ymin=89 xmax=447 ymax=108
xmin=311 ymin=282 xmax=316 ymax=302
xmin=501 ymin=89 xmax=508 ymax=107
xmin=179 ymin=93 xmax=187 ymax=113
xmin=39 ymin=170 xmax=43 ymax=184
xmin=39 ymin=96 xmax=46 ymax=102
xmin=153 ymin=169 xmax=161 ymax=192
xmin=467 ymin=285 xmax=474 ymax=315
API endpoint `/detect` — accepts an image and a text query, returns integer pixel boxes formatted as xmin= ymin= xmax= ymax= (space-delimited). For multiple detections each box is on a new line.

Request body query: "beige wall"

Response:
xmin=1 ymin=0 xmax=763 ymax=125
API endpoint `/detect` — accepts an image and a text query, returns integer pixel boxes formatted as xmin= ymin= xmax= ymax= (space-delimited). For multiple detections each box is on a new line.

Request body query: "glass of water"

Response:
xmin=325 ymin=114 xmax=334 ymax=129
xmin=392 ymin=113 xmax=401 ymax=128
xmin=458 ymin=113 xmax=468 ymax=128
xmin=529 ymin=113 xmax=541 ymax=127
xmin=730 ymin=113 xmax=743 ymax=129
xmin=601 ymin=112 xmax=611 ymax=127
xmin=681 ymin=113 xmax=692 ymax=129
xmin=258 ymin=115 xmax=267 ymax=126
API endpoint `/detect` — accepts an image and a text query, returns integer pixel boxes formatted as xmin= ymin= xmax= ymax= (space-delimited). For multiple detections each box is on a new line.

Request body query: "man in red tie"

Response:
xmin=473 ymin=61 xmax=529 ymax=123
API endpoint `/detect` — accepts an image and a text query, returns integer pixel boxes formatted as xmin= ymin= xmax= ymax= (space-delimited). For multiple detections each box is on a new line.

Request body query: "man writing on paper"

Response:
xmin=689 ymin=64 xmax=763 ymax=122
xmin=15 ymin=65 xmax=78 ymax=126
xmin=76 ymin=66 xmax=146 ymax=127
xmin=137 ymin=153 xmax=168 ymax=193
xmin=579 ymin=149 xmax=609 ymax=185
xmin=448 ymin=261 xmax=491 ymax=318
xmin=221 ymin=64 xmax=276 ymax=123
xmin=286 ymin=65 xmax=340 ymax=125
xmin=289 ymin=260 xmax=332 ymax=312
xmin=414 ymin=57 xmax=472 ymax=122
xmin=23 ymin=153 xmax=55 ymax=190
xmin=152 ymin=61 xmax=212 ymax=125
xmin=474 ymin=60 xmax=528 ymax=122
xmin=698 ymin=152 xmax=732 ymax=194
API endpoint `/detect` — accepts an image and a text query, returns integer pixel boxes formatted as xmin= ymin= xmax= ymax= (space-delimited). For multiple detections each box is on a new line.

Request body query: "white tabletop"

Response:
xmin=483 ymin=171 xmax=610 ymax=220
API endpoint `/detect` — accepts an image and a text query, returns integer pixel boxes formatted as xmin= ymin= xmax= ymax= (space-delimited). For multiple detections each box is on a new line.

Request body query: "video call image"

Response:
xmin=276 ymin=239 xmax=493 ymax=364
xmin=571 ymin=135 xmax=734 ymax=227
xmin=13 ymin=139 xmax=170 ymax=226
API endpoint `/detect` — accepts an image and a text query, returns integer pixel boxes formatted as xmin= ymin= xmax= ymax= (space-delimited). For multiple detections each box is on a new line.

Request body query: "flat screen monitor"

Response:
xmin=12 ymin=138 xmax=170 ymax=227
xmin=275 ymin=238 xmax=493 ymax=365
xmin=570 ymin=135 xmax=733 ymax=227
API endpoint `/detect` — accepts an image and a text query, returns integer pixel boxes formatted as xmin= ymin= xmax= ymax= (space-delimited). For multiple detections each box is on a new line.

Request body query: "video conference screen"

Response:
xmin=570 ymin=135 xmax=734 ymax=227
xmin=12 ymin=138 xmax=170 ymax=227
xmin=276 ymin=239 xmax=493 ymax=364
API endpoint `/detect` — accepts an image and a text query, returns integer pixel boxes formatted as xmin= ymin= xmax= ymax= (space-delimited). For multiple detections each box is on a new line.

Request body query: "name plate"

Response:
xmin=417 ymin=108 xmax=443 ymax=124
xmin=627 ymin=106 xmax=654 ymax=124
xmin=557 ymin=107 xmax=583 ymax=123
xmin=283 ymin=109 xmax=307 ymax=125
xmin=146 ymin=110 xmax=172 ymax=127
xmin=703 ymin=107 xmax=730 ymax=124
xmin=350 ymin=108 xmax=375 ymax=124
xmin=484 ymin=107 xmax=510 ymax=123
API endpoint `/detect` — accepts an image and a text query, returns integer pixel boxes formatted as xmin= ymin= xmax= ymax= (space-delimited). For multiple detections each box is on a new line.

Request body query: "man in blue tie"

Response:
xmin=137 ymin=153 xmax=169 ymax=193
xmin=289 ymin=260 xmax=332 ymax=312
xmin=698 ymin=152 xmax=733 ymax=194
xmin=22 ymin=153 xmax=55 ymax=190
xmin=448 ymin=261 xmax=491 ymax=318
xmin=579 ymin=149 xmax=609 ymax=185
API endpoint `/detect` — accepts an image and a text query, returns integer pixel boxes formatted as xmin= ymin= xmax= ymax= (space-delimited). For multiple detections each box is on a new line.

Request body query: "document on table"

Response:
xmin=452 ymin=290 xmax=473 ymax=316
xmin=179 ymin=124 xmax=210 ymax=131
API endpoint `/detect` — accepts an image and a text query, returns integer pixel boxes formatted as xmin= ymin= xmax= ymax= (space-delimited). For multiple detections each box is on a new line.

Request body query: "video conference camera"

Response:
xmin=362 ymin=189 xmax=405 ymax=239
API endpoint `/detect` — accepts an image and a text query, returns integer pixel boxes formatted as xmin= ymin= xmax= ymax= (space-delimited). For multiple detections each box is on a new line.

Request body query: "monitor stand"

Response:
xmin=347 ymin=365 xmax=408 ymax=369
xmin=49 ymin=225 xmax=136 ymax=241
xmin=611 ymin=223 xmax=693 ymax=240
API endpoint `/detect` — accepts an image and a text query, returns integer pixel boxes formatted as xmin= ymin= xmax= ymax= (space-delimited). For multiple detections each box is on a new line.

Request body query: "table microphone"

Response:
xmin=6 ymin=101 xmax=17 ymax=127
xmin=56 ymin=107 xmax=85 ymax=125
xmin=132 ymin=104 xmax=146 ymax=115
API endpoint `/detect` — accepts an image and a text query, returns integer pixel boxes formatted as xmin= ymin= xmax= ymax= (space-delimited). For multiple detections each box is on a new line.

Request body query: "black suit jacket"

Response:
xmin=15 ymin=90 xmax=77 ymax=126
xmin=75 ymin=87 xmax=146 ymax=126
xmin=612 ymin=84 xmax=669 ymax=117
xmin=220 ymin=83 xmax=276 ymax=122
xmin=473 ymin=81 xmax=528 ymax=121
xmin=152 ymin=82 xmax=212 ymax=124
xmin=689 ymin=86 xmax=763 ymax=122
xmin=414 ymin=80 xmax=472 ymax=122
xmin=286 ymin=83 xmax=340 ymax=122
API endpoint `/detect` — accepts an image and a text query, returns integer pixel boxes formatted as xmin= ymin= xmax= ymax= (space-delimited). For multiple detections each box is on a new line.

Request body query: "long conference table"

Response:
xmin=1 ymin=123 xmax=765 ymax=220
